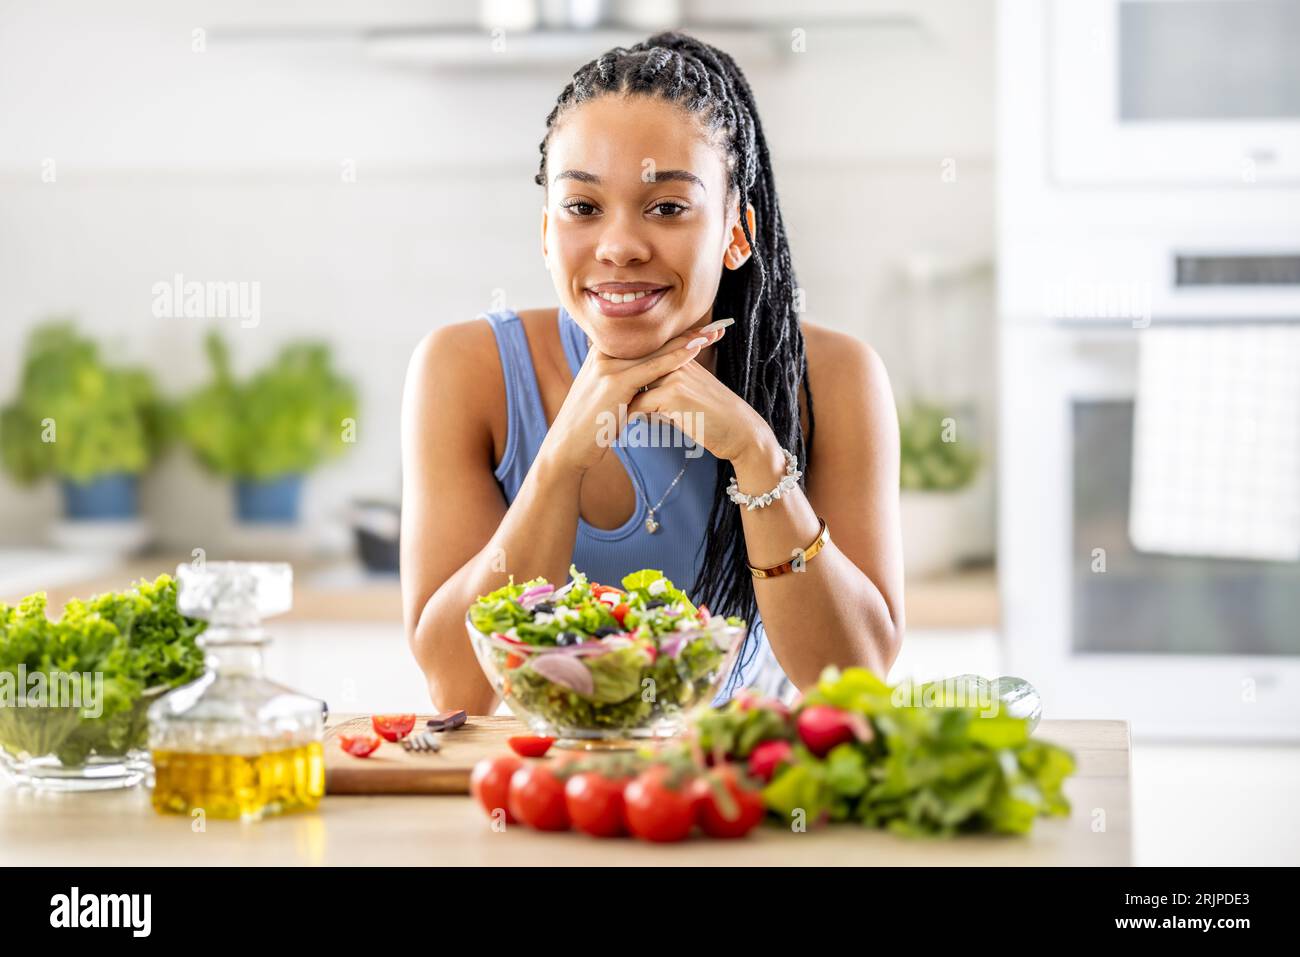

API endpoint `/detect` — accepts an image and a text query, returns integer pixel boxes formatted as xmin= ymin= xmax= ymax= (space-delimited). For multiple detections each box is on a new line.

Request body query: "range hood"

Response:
xmin=205 ymin=0 xmax=929 ymax=69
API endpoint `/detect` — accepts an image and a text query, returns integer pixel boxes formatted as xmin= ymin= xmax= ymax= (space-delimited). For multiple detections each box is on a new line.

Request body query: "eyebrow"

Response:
xmin=552 ymin=169 xmax=706 ymax=191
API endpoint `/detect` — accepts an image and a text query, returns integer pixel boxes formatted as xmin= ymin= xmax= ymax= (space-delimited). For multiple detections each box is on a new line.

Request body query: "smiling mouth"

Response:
xmin=587 ymin=287 xmax=670 ymax=304
xmin=583 ymin=286 xmax=671 ymax=317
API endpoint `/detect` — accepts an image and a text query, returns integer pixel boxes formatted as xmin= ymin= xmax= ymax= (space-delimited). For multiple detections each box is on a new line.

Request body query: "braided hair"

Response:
xmin=534 ymin=31 xmax=815 ymax=693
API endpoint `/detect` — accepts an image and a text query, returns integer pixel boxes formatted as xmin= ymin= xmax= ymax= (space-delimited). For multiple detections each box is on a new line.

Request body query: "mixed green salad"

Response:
xmin=468 ymin=565 xmax=745 ymax=733
xmin=0 ymin=574 xmax=206 ymax=767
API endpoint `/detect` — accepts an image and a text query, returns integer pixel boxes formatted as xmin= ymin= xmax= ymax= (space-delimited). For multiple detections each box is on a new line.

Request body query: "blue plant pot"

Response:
xmin=235 ymin=474 xmax=304 ymax=523
xmin=61 ymin=474 xmax=140 ymax=520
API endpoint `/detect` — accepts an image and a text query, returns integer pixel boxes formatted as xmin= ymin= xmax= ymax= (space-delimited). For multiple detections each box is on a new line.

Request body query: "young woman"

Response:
xmin=401 ymin=32 xmax=903 ymax=716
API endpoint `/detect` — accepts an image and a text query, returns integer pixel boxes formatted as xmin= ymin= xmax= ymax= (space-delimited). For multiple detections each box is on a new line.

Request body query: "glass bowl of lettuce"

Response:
xmin=0 ymin=574 xmax=205 ymax=790
xmin=466 ymin=566 xmax=746 ymax=745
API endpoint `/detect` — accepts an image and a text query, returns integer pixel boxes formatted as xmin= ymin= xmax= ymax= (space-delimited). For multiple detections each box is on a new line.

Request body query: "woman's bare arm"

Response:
xmin=399 ymin=321 xmax=584 ymax=714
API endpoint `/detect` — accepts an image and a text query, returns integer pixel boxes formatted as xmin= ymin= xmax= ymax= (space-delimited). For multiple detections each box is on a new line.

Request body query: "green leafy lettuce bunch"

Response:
xmin=0 ymin=574 xmax=206 ymax=767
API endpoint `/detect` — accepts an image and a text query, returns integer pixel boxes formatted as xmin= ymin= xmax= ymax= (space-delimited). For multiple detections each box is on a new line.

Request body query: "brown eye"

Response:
xmin=652 ymin=202 xmax=688 ymax=217
xmin=561 ymin=201 xmax=597 ymax=216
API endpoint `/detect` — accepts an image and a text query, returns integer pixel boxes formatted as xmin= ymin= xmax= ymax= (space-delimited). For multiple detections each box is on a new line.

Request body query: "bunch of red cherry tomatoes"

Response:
xmin=471 ymin=739 xmax=766 ymax=842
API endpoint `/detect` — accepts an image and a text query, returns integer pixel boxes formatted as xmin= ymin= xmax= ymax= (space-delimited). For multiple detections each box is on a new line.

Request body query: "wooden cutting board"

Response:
xmin=324 ymin=714 xmax=526 ymax=795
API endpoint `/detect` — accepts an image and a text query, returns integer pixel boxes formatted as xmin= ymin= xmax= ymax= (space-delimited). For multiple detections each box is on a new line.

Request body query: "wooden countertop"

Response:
xmin=0 ymin=718 xmax=1129 ymax=866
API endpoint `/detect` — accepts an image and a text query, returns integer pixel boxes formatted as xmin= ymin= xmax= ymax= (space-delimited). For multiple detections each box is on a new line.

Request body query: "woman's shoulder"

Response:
xmin=407 ymin=315 xmax=502 ymax=397
xmin=797 ymin=319 xmax=892 ymax=440
xmin=405 ymin=308 xmax=561 ymax=465
xmin=405 ymin=315 xmax=509 ymax=462
xmin=800 ymin=318 xmax=885 ymax=378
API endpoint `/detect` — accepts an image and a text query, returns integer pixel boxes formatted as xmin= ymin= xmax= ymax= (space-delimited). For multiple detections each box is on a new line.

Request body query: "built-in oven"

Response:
xmin=999 ymin=0 xmax=1300 ymax=741
xmin=1000 ymin=306 xmax=1300 ymax=741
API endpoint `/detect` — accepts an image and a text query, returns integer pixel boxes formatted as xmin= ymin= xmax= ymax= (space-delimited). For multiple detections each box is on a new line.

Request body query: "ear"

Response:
xmin=540 ymin=205 xmax=549 ymax=259
xmin=723 ymin=202 xmax=756 ymax=270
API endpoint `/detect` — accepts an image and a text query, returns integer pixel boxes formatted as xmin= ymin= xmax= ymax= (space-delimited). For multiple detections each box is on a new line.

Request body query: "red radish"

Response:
xmin=796 ymin=705 xmax=862 ymax=758
xmin=747 ymin=739 xmax=794 ymax=783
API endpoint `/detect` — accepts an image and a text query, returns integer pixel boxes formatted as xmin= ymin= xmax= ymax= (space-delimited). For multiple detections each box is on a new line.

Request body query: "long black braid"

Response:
xmin=534 ymin=31 xmax=815 ymax=693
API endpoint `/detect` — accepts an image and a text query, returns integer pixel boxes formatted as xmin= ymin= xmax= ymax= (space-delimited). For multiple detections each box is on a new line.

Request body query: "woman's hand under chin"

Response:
xmin=623 ymin=352 xmax=777 ymax=468
xmin=535 ymin=323 xmax=729 ymax=477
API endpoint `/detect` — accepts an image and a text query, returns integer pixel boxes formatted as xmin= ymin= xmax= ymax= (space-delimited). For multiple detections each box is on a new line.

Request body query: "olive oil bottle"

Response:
xmin=148 ymin=562 xmax=325 ymax=821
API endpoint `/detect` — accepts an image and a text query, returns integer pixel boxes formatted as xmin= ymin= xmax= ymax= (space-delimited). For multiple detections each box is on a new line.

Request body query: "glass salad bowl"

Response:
xmin=0 ymin=574 xmax=206 ymax=791
xmin=465 ymin=568 xmax=747 ymax=747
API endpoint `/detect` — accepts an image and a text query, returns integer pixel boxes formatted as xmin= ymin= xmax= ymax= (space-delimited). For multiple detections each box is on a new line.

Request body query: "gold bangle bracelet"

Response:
xmin=748 ymin=517 xmax=830 ymax=579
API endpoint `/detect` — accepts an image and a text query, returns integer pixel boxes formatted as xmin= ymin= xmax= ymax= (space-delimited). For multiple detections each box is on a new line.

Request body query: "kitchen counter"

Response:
xmin=0 ymin=718 xmax=1129 ymax=866
xmin=0 ymin=554 xmax=999 ymax=630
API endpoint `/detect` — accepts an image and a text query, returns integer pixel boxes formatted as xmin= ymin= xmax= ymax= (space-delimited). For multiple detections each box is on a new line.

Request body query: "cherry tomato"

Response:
xmin=565 ymin=771 xmax=630 ymax=838
xmin=471 ymin=754 xmax=522 ymax=823
xmin=504 ymin=653 xmax=525 ymax=670
xmin=591 ymin=585 xmax=623 ymax=601
xmin=508 ymin=735 xmax=555 ymax=758
xmin=611 ymin=603 xmax=630 ymax=626
xmin=624 ymin=766 xmax=696 ymax=843
xmin=338 ymin=732 xmax=382 ymax=757
xmin=508 ymin=762 xmax=571 ymax=831
xmin=371 ymin=714 xmax=416 ymax=742
xmin=691 ymin=767 xmax=766 ymax=839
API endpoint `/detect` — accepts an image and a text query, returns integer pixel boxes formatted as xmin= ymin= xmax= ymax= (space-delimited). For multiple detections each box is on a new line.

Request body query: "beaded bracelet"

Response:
xmin=726 ymin=447 xmax=802 ymax=511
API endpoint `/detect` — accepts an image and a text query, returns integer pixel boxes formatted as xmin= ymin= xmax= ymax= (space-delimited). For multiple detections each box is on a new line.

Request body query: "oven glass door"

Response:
xmin=1072 ymin=399 xmax=1300 ymax=657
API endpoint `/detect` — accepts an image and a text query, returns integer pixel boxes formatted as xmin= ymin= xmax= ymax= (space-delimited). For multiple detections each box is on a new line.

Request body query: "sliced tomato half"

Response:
xmin=371 ymin=713 xmax=416 ymax=742
xmin=508 ymin=735 xmax=556 ymax=758
xmin=338 ymin=733 xmax=382 ymax=757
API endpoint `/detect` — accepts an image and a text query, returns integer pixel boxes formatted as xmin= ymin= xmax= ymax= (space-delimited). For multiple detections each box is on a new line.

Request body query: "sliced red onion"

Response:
xmin=519 ymin=583 xmax=554 ymax=608
xmin=529 ymin=654 xmax=595 ymax=697
xmin=599 ymin=634 xmax=635 ymax=650
xmin=544 ymin=643 xmax=612 ymax=657
xmin=659 ymin=632 xmax=690 ymax=659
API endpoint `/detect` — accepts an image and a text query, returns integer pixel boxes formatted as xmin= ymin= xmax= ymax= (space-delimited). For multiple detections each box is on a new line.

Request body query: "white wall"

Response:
xmin=0 ymin=0 xmax=994 ymax=547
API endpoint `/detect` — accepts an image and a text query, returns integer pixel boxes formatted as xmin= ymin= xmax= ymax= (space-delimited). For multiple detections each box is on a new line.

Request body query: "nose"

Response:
xmin=593 ymin=208 xmax=651 ymax=267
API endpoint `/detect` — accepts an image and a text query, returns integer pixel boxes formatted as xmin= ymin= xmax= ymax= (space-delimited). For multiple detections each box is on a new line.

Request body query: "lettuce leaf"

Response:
xmin=584 ymin=646 xmax=646 ymax=704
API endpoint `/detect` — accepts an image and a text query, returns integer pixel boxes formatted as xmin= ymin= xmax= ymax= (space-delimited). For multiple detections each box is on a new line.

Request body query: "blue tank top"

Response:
xmin=480 ymin=304 xmax=791 ymax=704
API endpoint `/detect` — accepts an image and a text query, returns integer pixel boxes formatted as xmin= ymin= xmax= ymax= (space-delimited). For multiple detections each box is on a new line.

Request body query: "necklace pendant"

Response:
xmin=645 ymin=515 xmax=660 ymax=534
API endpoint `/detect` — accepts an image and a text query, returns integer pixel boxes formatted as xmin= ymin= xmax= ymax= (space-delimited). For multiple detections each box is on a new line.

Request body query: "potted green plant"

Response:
xmin=897 ymin=400 xmax=984 ymax=578
xmin=0 ymin=321 xmax=167 ymax=520
xmin=179 ymin=331 xmax=358 ymax=523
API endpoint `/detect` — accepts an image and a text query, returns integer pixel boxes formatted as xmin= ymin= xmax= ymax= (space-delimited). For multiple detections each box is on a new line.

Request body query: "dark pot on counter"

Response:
xmin=350 ymin=499 xmax=400 ymax=573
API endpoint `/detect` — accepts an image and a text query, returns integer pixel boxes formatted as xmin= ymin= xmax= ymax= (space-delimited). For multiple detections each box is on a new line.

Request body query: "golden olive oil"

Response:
xmin=151 ymin=742 xmax=324 ymax=820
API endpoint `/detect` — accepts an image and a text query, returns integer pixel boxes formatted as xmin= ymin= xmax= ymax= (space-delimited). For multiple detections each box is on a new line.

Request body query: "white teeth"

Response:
xmin=594 ymin=289 xmax=658 ymax=303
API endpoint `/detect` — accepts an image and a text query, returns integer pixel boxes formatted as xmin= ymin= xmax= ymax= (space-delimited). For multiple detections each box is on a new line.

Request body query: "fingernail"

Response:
xmin=699 ymin=317 xmax=735 ymax=334
xmin=687 ymin=336 xmax=708 ymax=349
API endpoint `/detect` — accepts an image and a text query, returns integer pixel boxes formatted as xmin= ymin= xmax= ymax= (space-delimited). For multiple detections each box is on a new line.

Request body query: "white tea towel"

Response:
xmin=1129 ymin=324 xmax=1300 ymax=562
